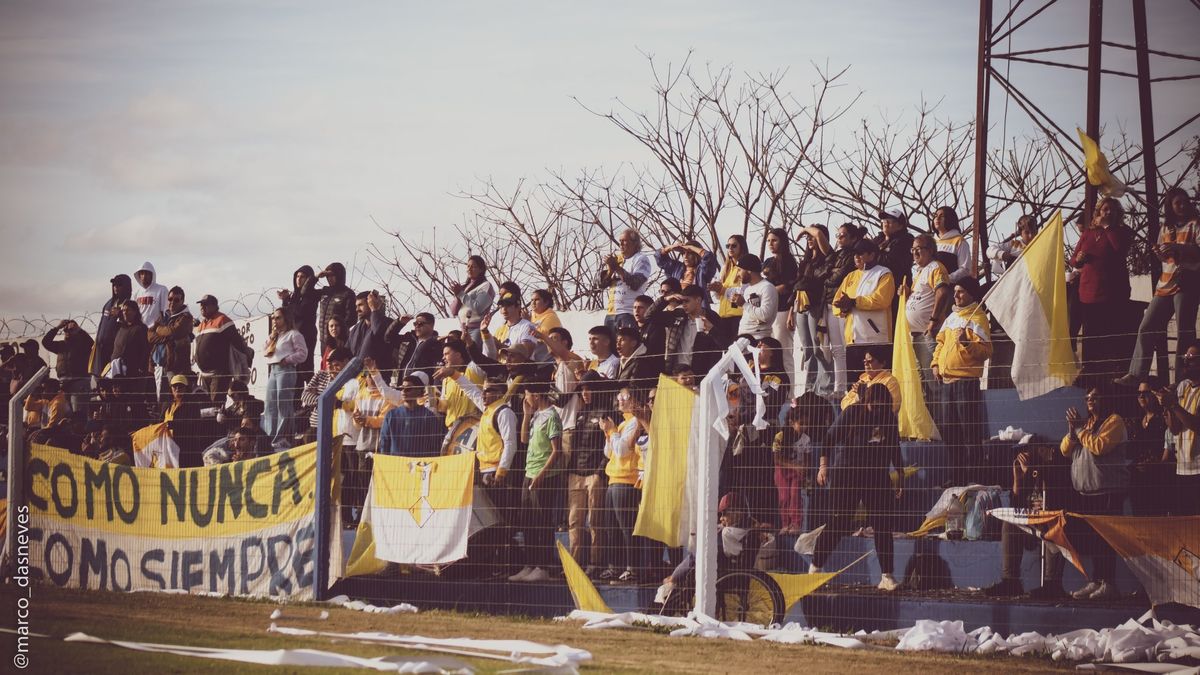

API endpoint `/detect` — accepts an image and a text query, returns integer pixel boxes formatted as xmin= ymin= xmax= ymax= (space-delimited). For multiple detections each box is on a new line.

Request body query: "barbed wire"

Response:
xmin=0 ymin=288 xmax=289 ymax=342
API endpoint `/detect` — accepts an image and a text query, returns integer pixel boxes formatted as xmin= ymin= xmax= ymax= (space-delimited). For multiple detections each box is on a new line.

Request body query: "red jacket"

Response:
xmin=1072 ymin=224 xmax=1132 ymax=303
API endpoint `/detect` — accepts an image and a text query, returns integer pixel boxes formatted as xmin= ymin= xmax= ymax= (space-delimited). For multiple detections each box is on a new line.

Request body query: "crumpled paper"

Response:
xmin=992 ymin=425 xmax=1034 ymax=445
xmin=325 ymin=594 xmax=419 ymax=615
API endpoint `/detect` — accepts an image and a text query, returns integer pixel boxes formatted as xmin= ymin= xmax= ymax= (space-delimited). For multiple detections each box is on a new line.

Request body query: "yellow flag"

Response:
xmin=634 ymin=375 xmax=695 ymax=547
xmin=1077 ymin=127 xmax=1126 ymax=198
xmin=983 ymin=211 xmax=1080 ymax=400
xmin=768 ymin=571 xmax=838 ymax=611
xmin=557 ymin=541 xmax=612 ymax=613
xmin=344 ymin=484 xmax=389 ymax=578
xmin=892 ymin=289 xmax=940 ymax=440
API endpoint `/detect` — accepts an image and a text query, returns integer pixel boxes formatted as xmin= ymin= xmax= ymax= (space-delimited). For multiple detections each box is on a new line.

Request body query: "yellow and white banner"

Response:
xmin=1080 ymin=514 xmax=1200 ymax=609
xmin=988 ymin=508 xmax=1086 ymax=577
xmin=25 ymin=443 xmax=319 ymax=599
xmin=349 ymin=452 xmax=475 ymax=568
xmin=982 ymin=211 xmax=1079 ymax=400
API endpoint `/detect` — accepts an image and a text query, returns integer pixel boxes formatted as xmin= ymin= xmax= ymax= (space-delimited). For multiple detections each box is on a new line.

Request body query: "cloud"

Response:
xmin=63 ymin=214 xmax=202 ymax=253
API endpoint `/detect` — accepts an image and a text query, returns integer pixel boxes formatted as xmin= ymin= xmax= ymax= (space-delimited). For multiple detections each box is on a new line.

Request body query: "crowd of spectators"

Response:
xmin=3 ymin=190 xmax=1198 ymax=600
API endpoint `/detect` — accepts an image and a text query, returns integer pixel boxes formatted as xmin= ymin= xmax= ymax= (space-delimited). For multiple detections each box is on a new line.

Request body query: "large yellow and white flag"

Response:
xmin=634 ymin=375 xmax=695 ymax=547
xmin=353 ymin=452 xmax=475 ymax=566
xmin=893 ymin=288 xmax=940 ymax=440
xmin=1080 ymin=515 xmax=1200 ymax=609
xmin=982 ymin=211 xmax=1079 ymax=400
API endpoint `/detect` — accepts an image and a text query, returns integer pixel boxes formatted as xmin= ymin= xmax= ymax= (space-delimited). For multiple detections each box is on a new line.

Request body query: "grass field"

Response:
xmin=0 ymin=585 xmax=1070 ymax=673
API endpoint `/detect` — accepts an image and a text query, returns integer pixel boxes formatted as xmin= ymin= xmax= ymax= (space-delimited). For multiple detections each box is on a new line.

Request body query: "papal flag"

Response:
xmin=130 ymin=422 xmax=180 ymax=468
xmin=988 ymin=508 xmax=1086 ymax=577
xmin=349 ymin=452 xmax=475 ymax=567
xmin=982 ymin=211 xmax=1079 ymax=400
xmin=1077 ymin=127 xmax=1127 ymax=198
xmin=1079 ymin=515 xmax=1200 ymax=609
xmin=634 ymin=375 xmax=695 ymax=547
xmin=893 ymin=288 xmax=939 ymax=440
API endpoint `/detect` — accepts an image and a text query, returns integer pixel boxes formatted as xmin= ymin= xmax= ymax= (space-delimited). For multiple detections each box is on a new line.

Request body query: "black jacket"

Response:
xmin=42 ymin=326 xmax=95 ymax=379
xmin=317 ymin=263 xmax=356 ymax=348
xmin=111 ymin=319 xmax=150 ymax=377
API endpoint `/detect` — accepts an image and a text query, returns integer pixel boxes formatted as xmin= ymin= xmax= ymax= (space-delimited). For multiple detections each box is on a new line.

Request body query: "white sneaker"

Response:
xmin=878 ymin=573 xmax=899 ymax=592
xmin=1087 ymin=580 xmax=1119 ymax=600
xmin=808 ymin=564 xmax=824 ymax=574
xmin=523 ymin=567 xmax=551 ymax=583
xmin=508 ymin=566 xmax=534 ymax=582
xmin=1071 ymin=581 xmax=1101 ymax=599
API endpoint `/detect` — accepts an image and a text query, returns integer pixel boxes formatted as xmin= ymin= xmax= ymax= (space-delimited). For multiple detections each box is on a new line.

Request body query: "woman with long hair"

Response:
xmin=709 ymin=234 xmax=750 ymax=343
xmin=1119 ymin=188 xmax=1200 ymax=385
xmin=789 ymin=225 xmax=833 ymax=396
xmin=598 ymin=386 xmax=645 ymax=584
xmin=263 ymin=307 xmax=308 ymax=447
xmin=763 ymin=228 xmax=800 ymax=384
xmin=811 ymin=383 xmax=904 ymax=591
xmin=450 ymin=255 xmax=496 ymax=342
xmin=321 ymin=315 xmax=347 ymax=371
xmin=1071 ymin=197 xmax=1134 ymax=380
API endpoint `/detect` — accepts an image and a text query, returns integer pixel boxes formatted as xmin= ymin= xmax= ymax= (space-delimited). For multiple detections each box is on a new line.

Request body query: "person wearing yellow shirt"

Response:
xmin=708 ymin=234 xmax=749 ymax=342
xmin=1061 ymin=386 xmax=1127 ymax=601
xmin=598 ymin=387 xmax=645 ymax=584
xmin=832 ymin=239 xmax=896 ymax=388
xmin=906 ymin=234 xmax=951 ymax=412
xmin=932 ymin=278 xmax=992 ymax=487
xmin=527 ymin=289 xmax=562 ymax=335
xmin=840 ymin=345 xmax=901 ymax=414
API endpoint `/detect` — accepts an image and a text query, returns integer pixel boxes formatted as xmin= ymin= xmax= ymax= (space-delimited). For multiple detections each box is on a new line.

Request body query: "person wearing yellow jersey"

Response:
xmin=932 ymin=278 xmax=993 ymax=487
xmin=839 ymin=345 xmax=901 ymax=414
xmin=598 ymin=387 xmax=645 ymax=584
xmin=906 ymin=234 xmax=951 ymax=410
xmin=429 ymin=339 xmax=485 ymax=429
xmin=708 ymin=234 xmax=749 ymax=341
xmin=932 ymin=206 xmax=972 ymax=283
xmin=1061 ymin=386 xmax=1127 ymax=601
xmin=527 ymin=289 xmax=562 ymax=335
xmin=832 ymin=238 xmax=895 ymax=386
xmin=597 ymin=228 xmax=652 ymax=332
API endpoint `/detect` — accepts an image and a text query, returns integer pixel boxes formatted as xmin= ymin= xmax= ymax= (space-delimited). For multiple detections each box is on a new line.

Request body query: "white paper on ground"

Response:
xmin=326 ymin=594 xmax=420 ymax=615
xmin=62 ymin=632 xmax=472 ymax=673
xmin=561 ymin=609 xmax=1200 ymax=667
xmin=270 ymin=625 xmax=591 ymax=669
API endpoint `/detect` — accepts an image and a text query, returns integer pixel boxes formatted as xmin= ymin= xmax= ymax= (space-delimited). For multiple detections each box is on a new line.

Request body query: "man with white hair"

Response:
xmin=597 ymin=228 xmax=652 ymax=332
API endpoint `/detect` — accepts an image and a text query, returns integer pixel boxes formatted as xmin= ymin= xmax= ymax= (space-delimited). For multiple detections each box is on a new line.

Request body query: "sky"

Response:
xmin=1 ymin=0 xmax=1197 ymax=326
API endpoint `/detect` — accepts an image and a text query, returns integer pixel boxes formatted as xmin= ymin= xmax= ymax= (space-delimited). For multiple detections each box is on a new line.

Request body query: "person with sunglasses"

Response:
xmin=709 ymin=235 xmax=750 ymax=342
xmin=386 ymin=311 xmax=441 ymax=383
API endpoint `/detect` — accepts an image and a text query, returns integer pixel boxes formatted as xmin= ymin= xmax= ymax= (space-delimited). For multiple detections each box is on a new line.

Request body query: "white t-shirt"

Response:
xmin=606 ymin=251 xmax=652 ymax=316
xmin=905 ymin=260 xmax=948 ymax=331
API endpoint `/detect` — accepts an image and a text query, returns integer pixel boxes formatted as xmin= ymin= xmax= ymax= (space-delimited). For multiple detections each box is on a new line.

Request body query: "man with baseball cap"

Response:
xmin=730 ymin=253 xmax=778 ymax=340
xmin=832 ymin=238 xmax=896 ymax=383
xmin=194 ymin=294 xmax=254 ymax=402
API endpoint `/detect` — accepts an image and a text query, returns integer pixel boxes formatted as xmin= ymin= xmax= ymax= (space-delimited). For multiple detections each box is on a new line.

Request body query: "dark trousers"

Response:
xmin=477 ymin=476 xmax=516 ymax=572
xmin=812 ymin=464 xmax=897 ymax=574
xmin=1000 ymin=521 xmax=1065 ymax=584
xmin=1175 ymin=474 xmax=1200 ymax=515
xmin=607 ymin=483 xmax=642 ymax=572
xmin=1073 ymin=491 xmax=1124 ymax=583
xmin=939 ymin=378 xmax=986 ymax=486
xmin=1080 ymin=301 xmax=1127 ymax=380
xmin=519 ymin=473 xmax=564 ymax=569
